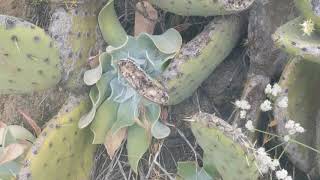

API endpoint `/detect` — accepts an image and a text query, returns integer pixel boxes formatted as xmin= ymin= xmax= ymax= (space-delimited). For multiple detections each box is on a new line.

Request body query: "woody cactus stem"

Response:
xmin=159 ymin=15 xmax=245 ymax=105
xmin=149 ymin=0 xmax=255 ymax=16
xmin=295 ymin=0 xmax=320 ymax=30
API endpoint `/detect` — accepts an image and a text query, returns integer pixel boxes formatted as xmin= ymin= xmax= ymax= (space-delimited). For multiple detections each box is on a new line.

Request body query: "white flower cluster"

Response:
xmin=285 ymin=120 xmax=305 ymax=135
xmin=245 ymin=120 xmax=254 ymax=132
xmin=265 ymin=83 xmax=282 ymax=97
xmin=256 ymin=148 xmax=279 ymax=173
xmin=276 ymin=169 xmax=292 ymax=180
xmin=255 ymin=148 xmax=292 ymax=180
xmin=260 ymin=83 xmax=288 ymax=112
xmin=235 ymin=100 xmax=251 ymax=119
xmin=260 ymin=100 xmax=272 ymax=112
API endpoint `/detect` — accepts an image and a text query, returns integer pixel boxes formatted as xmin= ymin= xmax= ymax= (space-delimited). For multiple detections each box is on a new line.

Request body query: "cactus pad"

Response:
xmin=149 ymin=0 xmax=255 ymax=16
xmin=161 ymin=15 xmax=245 ymax=105
xmin=48 ymin=0 xmax=102 ymax=89
xmin=19 ymin=96 xmax=96 ymax=180
xmin=0 ymin=15 xmax=61 ymax=94
xmin=295 ymin=0 xmax=320 ymax=30
xmin=274 ymin=57 xmax=320 ymax=176
xmin=272 ymin=17 xmax=320 ymax=64
xmin=190 ymin=112 xmax=259 ymax=180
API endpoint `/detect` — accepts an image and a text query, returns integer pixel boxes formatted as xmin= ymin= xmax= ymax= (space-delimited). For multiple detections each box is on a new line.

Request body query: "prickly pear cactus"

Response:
xmin=149 ymin=0 xmax=255 ymax=16
xmin=295 ymin=0 xmax=320 ymax=30
xmin=190 ymin=112 xmax=259 ymax=180
xmin=274 ymin=57 xmax=320 ymax=177
xmin=0 ymin=15 xmax=61 ymax=94
xmin=272 ymin=17 xmax=320 ymax=64
xmin=160 ymin=15 xmax=245 ymax=105
xmin=19 ymin=96 xmax=96 ymax=180
xmin=48 ymin=0 xmax=103 ymax=89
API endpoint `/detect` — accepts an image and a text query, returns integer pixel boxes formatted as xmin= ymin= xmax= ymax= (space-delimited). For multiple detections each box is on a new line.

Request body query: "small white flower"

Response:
xmin=284 ymin=176 xmax=292 ymax=180
xmin=296 ymin=125 xmax=305 ymax=133
xmin=272 ymin=83 xmax=282 ymax=97
xmin=257 ymin=147 xmax=267 ymax=156
xmin=278 ymin=96 xmax=288 ymax=108
xmin=265 ymin=84 xmax=273 ymax=94
xmin=268 ymin=159 xmax=280 ymax=170
xmin=285 ymin=120 xmax=295 ymax=129
xmin=245 ymin=120 xmax=254 ymax=132
xmin=284 ymin=135 xmax=290 ymax=142
xmin=276 ymin=169 xmax=288 ymax=179
xmin=260 ymin=100 xmax=272 ymax=112
xmin=235 ymin=100 xmax=251 ymax=110
xmin=285 ymin=120 xmax=305 ymax=135
xmin=265 ymin=83 xmax=283 ymax=97
xmin=240 ymin=110 xmax=247 ymax=119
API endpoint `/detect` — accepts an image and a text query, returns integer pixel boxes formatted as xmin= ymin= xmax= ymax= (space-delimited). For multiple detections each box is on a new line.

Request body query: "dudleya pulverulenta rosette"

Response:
xmin=78 ymin=28 xmax=182 ymax=171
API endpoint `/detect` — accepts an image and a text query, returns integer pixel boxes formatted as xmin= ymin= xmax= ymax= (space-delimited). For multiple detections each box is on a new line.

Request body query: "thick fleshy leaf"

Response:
xmin=0 ymin=143 xmax=25 ymax=165
xmin=83 ymin=53 xmax=113 ymax=85
xmin=79 ymin=72 xmax=114 ymax=128
xmin=0 ymin=161 xmax=20 ymax=179
xmin=107 ymin=28 xmax=182 ymax=76
xmin=127 ymin=124 xmax=151 ymax=173
xmin=90 ymin=100 xmax=119 ymax=144
xmin=142 ymin=101 xmax=170 ymax=139
xmin=110 ymin=96 xmax=139 ymax=134
xmin=151 ymin=121 xmax=170 ymax=139
xmin=176 ymin=161 xmax=213 ymax=180
xmin=104 ymin=127 xmax=127 ymax=159
xmin=6 ymin=126 xmax=35 ymax=143
xmin=98 ymin=0 xmax=127 ymax=47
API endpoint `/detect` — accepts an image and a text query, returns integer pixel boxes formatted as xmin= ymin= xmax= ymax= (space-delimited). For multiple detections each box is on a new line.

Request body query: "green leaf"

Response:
xmin=98 ymin=0 xmax=127 ymax=47
xmin=110 ymin=96 xmax=139 ymax=134
xmin=7 ymin=125 xmax=35 ymax=143
xmin=83 ymin=53 xmax=113 ymax=86
xmin=90 ymin=99 xmax=119 ymax=144
xmin=0 ymin=161 xmax=20 ymax=180
xmin=176 ymin=161 xmax=213 ymax=180
xmin=127 ymin=124 xmax=150 ymax=173
xmin=79 ymin=72 xmax=114 ymax=128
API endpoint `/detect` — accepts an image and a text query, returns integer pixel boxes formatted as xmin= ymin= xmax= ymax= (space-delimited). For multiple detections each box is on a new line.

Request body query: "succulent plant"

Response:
xmin=0 ymin=124 xmax=35 ymax=180
xmin=19 ymin=96 xmax=96 ymax=180
xmin=79 ymin=24 xmax=182 ymax=172
xmin=272 ymin=17 xmax=320 ymax=64
xmin=189 ymin=112 xmax=259 ymax=180
xmin=294 ymin=0 xmax=320 ymax=31
xmin=0 ymin=15 xmax=61 ymax=94
xmin=273 ymin=57 xmax=320 ymax=177
xmin=149 ymin=0 xmax=255 ymax=16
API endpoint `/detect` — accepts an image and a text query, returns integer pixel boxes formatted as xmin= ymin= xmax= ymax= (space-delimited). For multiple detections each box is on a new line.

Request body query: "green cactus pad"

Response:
xmin=190 ymin=113 xmax=259 ymax=180
xmin=161 ymin=15 xmax=245 ymax=105
xmin=295 ymin=0 xmax=320 ymax=30
xmin=272 ymin=17 xmax=320 ymax=64
xmin=274 ymin=57 xmax=320 ymax=176
xmin=19 ymin=96 xmax=96 ymax=180
xmin=0 ymin=15 xmax=61 ymax=94
xmin=48 ymin=0 xmax=102 ymax=89
xmin=149 ymin=0 xmax=254 ymax=16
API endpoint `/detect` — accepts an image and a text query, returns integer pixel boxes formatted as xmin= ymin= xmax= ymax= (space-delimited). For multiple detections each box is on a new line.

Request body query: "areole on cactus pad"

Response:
xmin=0 ymin=15 xmax=61 ymax=94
